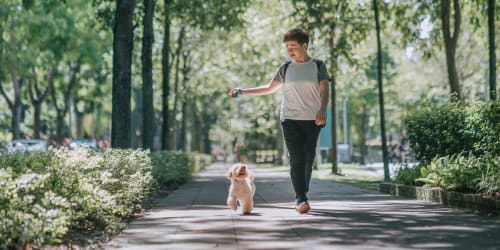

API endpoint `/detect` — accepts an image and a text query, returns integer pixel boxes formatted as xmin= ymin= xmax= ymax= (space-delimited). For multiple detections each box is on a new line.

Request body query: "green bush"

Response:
xmin=404 ymin=101 xmax=499 ymax=163
xmin=416 ymin=153 xmax=499 ymax=194
xmin=0 ymin=148 xmax=153 ymax=248
xmin=150 ymin=151 xmax=212 ymax=189
xmin=394 ymin=164 xmax=424 ymax=186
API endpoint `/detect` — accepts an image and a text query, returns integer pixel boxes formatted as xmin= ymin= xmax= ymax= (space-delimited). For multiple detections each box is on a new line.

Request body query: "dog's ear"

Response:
xmin=227 ymin=165 xmax=235 ymax=179
xmin=248 ymin=171 xmax=254 ymax=181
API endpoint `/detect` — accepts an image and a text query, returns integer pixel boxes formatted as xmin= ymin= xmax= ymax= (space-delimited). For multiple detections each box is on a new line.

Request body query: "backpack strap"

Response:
xmin=313 ymin=59 xmax=321 ymax=72
xmin=282 ymin=60 xmax=292 ymax=78
xmin=312 ymin=59 xmax=331 ymax=82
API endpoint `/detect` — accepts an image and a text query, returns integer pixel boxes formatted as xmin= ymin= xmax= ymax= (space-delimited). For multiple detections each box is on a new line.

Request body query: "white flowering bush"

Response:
xmin=100 ymin=149 xmax=153 ymax=219
xmin=0 ymin=148 xmax=153 ymax=248
xmin=0 ymin=154 xmax=70 ymax=249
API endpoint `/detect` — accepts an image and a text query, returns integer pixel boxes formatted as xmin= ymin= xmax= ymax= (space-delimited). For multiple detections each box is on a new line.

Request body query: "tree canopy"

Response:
xmin=0 ymin=0 xmax=498 ymax=161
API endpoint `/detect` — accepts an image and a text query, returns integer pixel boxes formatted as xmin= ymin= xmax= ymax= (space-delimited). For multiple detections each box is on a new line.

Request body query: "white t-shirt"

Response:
xmin=272 ymin=59 xmax=330 ymax=121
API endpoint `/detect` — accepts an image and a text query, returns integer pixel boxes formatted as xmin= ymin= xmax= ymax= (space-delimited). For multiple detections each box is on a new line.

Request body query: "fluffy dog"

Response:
xmin=226 ymin=163 xmax=256 ymax=214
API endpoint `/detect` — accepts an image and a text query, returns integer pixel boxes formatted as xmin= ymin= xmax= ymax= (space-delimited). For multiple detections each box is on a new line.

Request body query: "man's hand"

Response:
xmin=315 ymin=111 xmax=326 ymax=126
xmin=229 ymin=88 xmax=243 ymax=98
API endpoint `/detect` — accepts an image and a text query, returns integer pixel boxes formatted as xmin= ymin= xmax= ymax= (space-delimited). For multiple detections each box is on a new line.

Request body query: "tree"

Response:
xmin=160 ymin=0 xmax=249 ymax=151
xmin=29 ymin=67 xmax=53 ymax=139
xmin=112 ymin=0 xmax=136 ymax=148
xmin=441 ymin=0 xmax=463 ymax=104
xmin=171 ymin=23 xmax=186 ymax=150
xmin=392 ymin=0 xmax=466 ymax=104
xmin=487 ymin=0 xmax=496 ymax=101
xmin=0 ymin=2 xmax=28 ymax=140
xmin=290 ymin=0 xmax=371 ymax=173
xmin=373 ymin=0 xmax=389 ymax=181
xmin=179 ymin=50 xmax=190 ymax=151
xmin=141 ymin=0 xmax=155 ymax=150
xmin=161 ymin=0 xmax=172 ymax=150
xmin=51 ymin=64 xmax=79 ymax=144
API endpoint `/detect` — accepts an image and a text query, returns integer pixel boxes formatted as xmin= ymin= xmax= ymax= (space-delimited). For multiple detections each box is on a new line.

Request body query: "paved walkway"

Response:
xmin=107 ymin=163 xmax=500 ymax=250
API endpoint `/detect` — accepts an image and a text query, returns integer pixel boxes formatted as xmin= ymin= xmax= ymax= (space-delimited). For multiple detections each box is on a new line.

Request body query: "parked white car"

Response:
xmin=7 ymin=139 xmax=47 ymax=152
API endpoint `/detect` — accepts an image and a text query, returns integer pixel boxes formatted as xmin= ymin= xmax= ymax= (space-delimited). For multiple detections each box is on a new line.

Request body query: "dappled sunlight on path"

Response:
xmin=107 ymin=163 xmax=500 ymax=250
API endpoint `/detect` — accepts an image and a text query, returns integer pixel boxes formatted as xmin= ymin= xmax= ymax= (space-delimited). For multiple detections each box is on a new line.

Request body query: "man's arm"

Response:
xmin=229 ymin=79 xmax=282 ymax=97
xmin=316 ymin=79 xmax=330 ymax=125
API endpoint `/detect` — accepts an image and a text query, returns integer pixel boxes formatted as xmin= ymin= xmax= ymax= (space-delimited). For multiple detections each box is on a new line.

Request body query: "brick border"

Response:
xmin=379 ymin=182 xmax=500 ymax=216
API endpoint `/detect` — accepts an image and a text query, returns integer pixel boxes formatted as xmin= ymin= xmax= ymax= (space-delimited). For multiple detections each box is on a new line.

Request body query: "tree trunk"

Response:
xmin=29 ymin=66 xmax=54 ymax=139
xmin=441 ymin=0 xmax=463 ymax=104
xmin=179 ymin=50 xmax=190 ymax=151
xmin=73 ymin=101 xmax=84 ymax=139
xmin=161 ymin=0 xmax=172 ymax=150
xmin=111 ymin=0 xmax=136 ymax=148
xmin=33 ymin=104 xmax=42 ymax=138
xmin=1 ymin=20 xmax=24 ymax=140
xmin=373 ymin=0 xmax=389 ymax=181
xmin=328 ymin=23 xmax=338 ymax=174
xmin=51 ymin=68 xmax=78 ymax=145
xmin=201 ymin=112 xmax=212 ymax=154
xmin=180 ymin=100 xmax=187 ymax=151
xmin=172 ymin=24 xmax=186 ymax=150
xmin=487 ymin=0 xmax=496 ymax=101
xmin=51 ymin=62 xmax=80 ymax=144
xmin=10 ymin=78 xmax=23 ymax=140
xmin=191 ymin=106 xmax=202 ymax=152
xmin=142 ymin=0 xmax=155 ymax=150
xmin=55 ymin=110 xmax=65 ymax=144
xmin=0 ymin=80 xmax=22 ymax=140
xmin=359 ymin=106 xmax=368 ymax=165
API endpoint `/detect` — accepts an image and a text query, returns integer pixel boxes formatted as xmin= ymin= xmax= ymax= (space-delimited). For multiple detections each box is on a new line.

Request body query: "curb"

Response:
xmin=379 ymin=182 xmax=500 ymax=216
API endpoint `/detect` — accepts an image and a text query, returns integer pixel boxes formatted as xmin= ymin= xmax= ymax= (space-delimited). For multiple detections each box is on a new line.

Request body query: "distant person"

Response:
xmin=228 ymin=28 xmax=330 ymax=214
xmin=398 ymin=131 xmax=408 ymax=164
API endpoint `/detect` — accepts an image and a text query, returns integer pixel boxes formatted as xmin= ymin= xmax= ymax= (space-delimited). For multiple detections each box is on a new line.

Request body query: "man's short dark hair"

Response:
xmin=283 ymin=28 xmax=309 ymax=45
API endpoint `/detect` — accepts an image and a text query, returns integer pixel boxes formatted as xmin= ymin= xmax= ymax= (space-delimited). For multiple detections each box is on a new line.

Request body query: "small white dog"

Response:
xmin=226 ymin=163 xmax=256 ymax=214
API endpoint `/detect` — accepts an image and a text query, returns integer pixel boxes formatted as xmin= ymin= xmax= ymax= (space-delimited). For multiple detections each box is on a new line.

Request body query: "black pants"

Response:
xmin=281 ymin=119 xmax=322 ymax=202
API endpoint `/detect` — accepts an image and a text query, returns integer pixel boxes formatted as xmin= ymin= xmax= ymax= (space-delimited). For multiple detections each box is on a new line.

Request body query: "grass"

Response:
xmin=257 ymin=162 xmax=385 ymax=191
xmin=313 ymin=162 xmax=384 ymax=191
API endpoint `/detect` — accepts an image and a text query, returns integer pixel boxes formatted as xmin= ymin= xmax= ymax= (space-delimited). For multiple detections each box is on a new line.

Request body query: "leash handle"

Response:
xmin=231 ymin=88 xmax=243 ymax=98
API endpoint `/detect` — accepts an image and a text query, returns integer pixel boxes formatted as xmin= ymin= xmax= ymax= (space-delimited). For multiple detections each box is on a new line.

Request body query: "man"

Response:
xmin=229 ymin=28 xmax=330 ymax=214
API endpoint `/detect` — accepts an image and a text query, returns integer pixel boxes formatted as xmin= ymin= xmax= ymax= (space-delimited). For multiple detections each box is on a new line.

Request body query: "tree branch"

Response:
xmin=0 ymin=82 xmax=13 ymax=111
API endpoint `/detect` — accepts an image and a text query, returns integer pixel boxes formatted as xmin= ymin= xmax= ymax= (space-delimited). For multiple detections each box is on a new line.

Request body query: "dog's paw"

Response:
xmin=229 ymin=204 xmax=238 ymax=211
xmin=228 ymin=198 xmax=238 ymax=211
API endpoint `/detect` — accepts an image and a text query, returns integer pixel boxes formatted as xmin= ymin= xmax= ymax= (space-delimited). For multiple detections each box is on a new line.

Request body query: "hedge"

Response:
xmin=150 ymin=151 xmax=212 ymax=189
xmin=0 ymin=148 xmax=211 ymax=249
xmin=397 ymin=101 xmax=499 ymax=195
xmin=404 ymin=101 xmax=499 ymax=163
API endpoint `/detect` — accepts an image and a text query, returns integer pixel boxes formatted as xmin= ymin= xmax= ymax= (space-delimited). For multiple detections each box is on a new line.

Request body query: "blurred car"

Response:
xmin=69 ymin=139 xmax=98 ymax=150
xmin=7 ymin=139 xmax=47 ymax=152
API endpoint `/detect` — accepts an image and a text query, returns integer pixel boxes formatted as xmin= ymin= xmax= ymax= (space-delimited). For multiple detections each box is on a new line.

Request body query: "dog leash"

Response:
xmin=229 ymin=88 xmax=242 ymax=163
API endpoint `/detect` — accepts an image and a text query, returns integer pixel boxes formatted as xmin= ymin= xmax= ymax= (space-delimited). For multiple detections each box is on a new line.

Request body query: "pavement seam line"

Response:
xmin=231 ymin=214 xmax=240 ymax=250
xmin=170 ymin=216 xmax=185 ymax=250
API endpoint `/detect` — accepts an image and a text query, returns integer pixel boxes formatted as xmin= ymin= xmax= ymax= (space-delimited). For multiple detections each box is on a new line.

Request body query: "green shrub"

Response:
xmin=150 ymin=151 xmax=212 ymax=190
xmin=404 ymin=101 xmax=499 ymax=163
xmin=476 ymin=153 xmax=500 ymax=195
xmin=416 ymin=153 xmax=499 ymax=194
xmin=151 ymin=151 xmax=191 ymax=189
xmin=394 ymin=164 xmax=424 ymax=186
